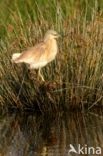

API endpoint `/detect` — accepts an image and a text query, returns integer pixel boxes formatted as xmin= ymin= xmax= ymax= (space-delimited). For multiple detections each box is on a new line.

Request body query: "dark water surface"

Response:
xmin=0 ymin=110 xmax=103 ymax=156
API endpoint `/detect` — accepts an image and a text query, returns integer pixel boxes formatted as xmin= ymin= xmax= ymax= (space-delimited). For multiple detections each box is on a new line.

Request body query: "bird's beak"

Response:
xmin=60 ymin=32 xmax=70 ymax=38
xmin=56 ymin=34 xmax=61 ymax=38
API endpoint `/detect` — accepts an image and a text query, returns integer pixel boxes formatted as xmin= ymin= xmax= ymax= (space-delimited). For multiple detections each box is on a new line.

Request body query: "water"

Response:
xmin=0 ymin=110 xmax=103 ymax=156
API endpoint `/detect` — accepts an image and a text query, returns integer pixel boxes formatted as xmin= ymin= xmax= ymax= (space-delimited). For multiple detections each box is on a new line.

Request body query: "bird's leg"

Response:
xmin=38 ymin=68 xmax=45 ymax=82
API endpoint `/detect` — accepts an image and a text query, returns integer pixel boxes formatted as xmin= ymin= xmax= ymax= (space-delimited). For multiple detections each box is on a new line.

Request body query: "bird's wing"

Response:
xmin=14 ymin=42 xmax=46 ymax=63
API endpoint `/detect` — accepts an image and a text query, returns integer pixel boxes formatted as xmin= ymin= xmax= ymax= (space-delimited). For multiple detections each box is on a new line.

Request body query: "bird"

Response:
xmin=11 ymin=30 xmax=59 ymax=81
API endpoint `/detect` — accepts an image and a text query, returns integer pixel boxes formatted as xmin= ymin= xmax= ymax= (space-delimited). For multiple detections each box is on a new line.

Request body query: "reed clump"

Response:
xmin=0 ymin=0 xmax=103 ymax=112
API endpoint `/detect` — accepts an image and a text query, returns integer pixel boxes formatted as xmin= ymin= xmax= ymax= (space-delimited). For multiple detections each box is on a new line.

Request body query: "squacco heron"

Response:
xmin=11 ymin=30 xmax=59 ymax=81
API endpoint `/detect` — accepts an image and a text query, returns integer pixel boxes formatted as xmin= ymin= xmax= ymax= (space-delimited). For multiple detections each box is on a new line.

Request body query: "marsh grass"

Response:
xmin=0 ymin=0 xmax=103 ymax=113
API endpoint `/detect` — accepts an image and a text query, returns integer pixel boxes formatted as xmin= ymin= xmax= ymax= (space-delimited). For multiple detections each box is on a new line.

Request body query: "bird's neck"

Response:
xmin=44 ymin=38 xmax=57 ymax=45
xmin=44 ymin=38 xmax=58 ymax=60
xmin=44 ymin=38 xmax=57 ymax=52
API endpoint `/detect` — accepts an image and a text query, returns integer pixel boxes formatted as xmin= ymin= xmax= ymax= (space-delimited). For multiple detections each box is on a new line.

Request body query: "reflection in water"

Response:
xmin=0 ymin=110 xmax=103 ymax=156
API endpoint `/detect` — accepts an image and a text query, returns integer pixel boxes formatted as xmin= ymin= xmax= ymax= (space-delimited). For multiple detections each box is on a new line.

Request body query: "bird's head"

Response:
xmin=44 ymin=30 xmax=60 ymax=41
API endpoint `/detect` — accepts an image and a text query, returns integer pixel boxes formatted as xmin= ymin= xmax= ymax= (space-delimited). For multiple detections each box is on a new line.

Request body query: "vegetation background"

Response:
xmin=0 ymin=0 xmax=103 ymax=113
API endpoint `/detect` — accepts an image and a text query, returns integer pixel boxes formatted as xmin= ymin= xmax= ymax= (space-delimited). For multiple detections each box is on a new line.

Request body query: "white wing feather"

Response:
xmin=12 ymin=53 xmax=21 ymax=61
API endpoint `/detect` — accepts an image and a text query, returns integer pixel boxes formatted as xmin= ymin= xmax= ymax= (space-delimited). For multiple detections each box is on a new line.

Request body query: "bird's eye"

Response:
xmin=53 ymin=33 xmax=57 ymax=36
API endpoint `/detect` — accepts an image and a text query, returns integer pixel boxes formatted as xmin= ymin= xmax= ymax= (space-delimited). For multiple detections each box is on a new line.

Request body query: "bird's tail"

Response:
xmin=11 ymin=53 xmax=21 ymax=63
